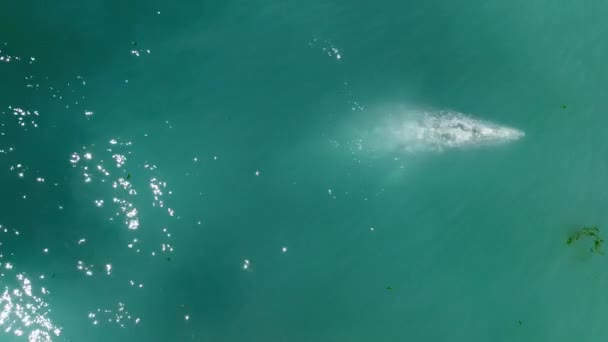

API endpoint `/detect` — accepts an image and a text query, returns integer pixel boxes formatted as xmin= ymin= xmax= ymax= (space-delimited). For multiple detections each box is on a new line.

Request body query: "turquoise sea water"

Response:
xmin=2 ymin=1 xmax=608 ymax=341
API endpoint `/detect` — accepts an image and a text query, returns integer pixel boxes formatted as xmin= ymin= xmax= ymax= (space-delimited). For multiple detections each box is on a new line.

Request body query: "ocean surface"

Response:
xmin=2 ymin=1 xmax=608 ymax=341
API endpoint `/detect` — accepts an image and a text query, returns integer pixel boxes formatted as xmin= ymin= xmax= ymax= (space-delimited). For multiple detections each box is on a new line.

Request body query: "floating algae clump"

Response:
xmin=567 ymin=226 xmax=604 ymax=255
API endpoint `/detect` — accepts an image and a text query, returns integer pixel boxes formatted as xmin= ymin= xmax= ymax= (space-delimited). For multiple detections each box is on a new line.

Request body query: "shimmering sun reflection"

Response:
xmin=87 ymin=302 xmax=139 ymax=328
xmin=76 ymin=260 xmax=94 ymax=276
xmin=309 ymin=37 xmax=343 ymax=61
xmin=63 ymin=135 xmax=179 ymax=332
xmin=1 ymin=228 xmax=62 ymax=340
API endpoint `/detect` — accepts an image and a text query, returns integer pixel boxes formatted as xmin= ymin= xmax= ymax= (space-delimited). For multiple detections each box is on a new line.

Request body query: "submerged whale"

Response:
xmin=383 ymin=111 xmax=524 ymax=152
